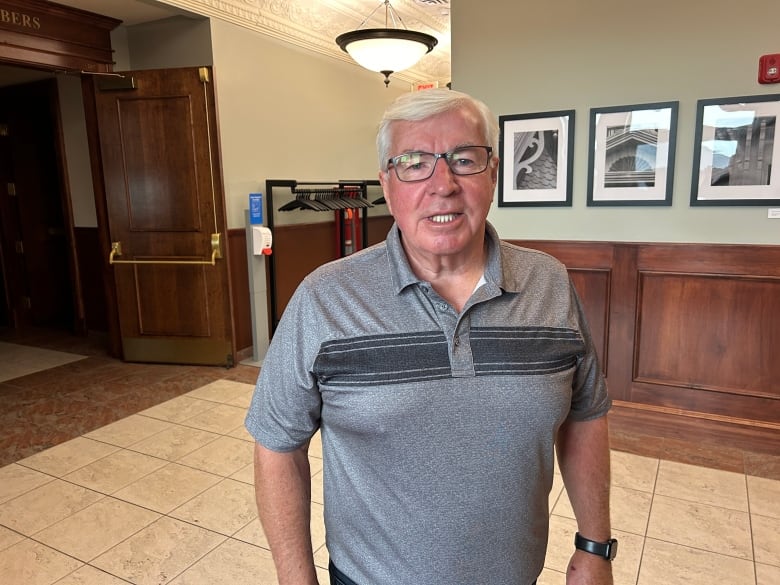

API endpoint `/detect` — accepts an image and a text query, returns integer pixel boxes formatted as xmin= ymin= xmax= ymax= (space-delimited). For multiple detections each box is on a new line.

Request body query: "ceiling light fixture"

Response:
xmin=335 ymin=0 xmax=438 ymax=87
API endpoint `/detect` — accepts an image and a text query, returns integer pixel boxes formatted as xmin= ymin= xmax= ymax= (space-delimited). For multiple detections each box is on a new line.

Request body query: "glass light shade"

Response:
xmin=336 ymin=29 xmax=437 ymax=74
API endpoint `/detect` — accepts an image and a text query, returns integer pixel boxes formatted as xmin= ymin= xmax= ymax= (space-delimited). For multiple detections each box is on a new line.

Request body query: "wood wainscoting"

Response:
xmin=83 ymin=221 xmax=778 ymax=452
xmin=513 ymin=240 xmax=780 ymax=454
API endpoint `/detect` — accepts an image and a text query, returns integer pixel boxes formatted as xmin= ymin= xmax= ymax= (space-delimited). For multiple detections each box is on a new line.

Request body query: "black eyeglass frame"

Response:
xmin=386 ymin=146 xmax=494 ymax=182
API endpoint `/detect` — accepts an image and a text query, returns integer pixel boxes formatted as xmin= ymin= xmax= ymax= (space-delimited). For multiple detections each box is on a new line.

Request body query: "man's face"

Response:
xmin=378 ymin=105 xmax=498 ymax=265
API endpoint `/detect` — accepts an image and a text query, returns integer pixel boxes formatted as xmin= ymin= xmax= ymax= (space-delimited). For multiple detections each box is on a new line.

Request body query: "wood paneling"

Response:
xmin=271 ymin=222 xmax=337 ymax=327
xmin=636 ymin=272 xmax=779 ymax=396
xmin=511 ymin=239 xmax=780 ymax=443
xmin=228 ymin=228 xmax=252 ymax=353
xmin=0 ymin=0 xmax=119 ymax=72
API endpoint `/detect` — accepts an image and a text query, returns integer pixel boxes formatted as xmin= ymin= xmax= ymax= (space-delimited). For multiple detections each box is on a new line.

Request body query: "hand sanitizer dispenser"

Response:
xmin=252 ymin=225 xmax=272 ymax=255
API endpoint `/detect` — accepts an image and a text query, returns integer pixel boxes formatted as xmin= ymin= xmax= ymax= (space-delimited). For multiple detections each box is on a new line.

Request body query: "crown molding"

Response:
xmin=159 ymin=0 xmax=450 ymax=86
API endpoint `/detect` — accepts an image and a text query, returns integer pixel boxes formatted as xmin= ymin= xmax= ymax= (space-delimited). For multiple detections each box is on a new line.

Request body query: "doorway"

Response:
xmin=0 ymin=72 xmax=81 ymax=336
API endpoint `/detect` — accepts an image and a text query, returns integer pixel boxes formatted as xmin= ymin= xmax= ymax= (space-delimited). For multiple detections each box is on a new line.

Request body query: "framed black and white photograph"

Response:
xmin=498 ymin=110 xmax=574 ymax=207
xmin=587 ymin=101 xmax=678 ymax=206
xmin=690 ymin=94 xmax=780 ymax=206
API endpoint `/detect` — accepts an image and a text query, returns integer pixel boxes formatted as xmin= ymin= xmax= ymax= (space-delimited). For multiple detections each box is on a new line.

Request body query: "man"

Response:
xmin=245 ymin=89 xmax=615 ymax=585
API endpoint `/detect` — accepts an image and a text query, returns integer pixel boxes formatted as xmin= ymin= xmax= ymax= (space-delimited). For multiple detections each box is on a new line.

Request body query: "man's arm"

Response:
xmin=555 ymin=415 xmax=614 ymax=585
xmin=254 ymin=442 xmax=318 ymax=585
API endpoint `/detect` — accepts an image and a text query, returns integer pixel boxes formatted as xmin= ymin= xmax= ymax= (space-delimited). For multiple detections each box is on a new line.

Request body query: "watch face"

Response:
xmin=606 ymin=539 xmax=618 ymax=561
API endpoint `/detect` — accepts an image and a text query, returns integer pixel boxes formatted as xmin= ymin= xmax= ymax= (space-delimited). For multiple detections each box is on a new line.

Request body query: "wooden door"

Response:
xmin=88 ymin=67 xmax=234 ymax=366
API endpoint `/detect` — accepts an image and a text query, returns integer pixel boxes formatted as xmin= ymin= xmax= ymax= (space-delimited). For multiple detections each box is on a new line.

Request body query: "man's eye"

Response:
xmin=452 ymin=157 xmax=475 ymax=167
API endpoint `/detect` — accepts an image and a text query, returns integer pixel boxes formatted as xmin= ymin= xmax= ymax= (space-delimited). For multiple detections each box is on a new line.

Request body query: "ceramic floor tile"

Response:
xmin=129 ymin=424 xmax=219 ymax=461
xmin=0 ymin=525 xmax=23 ymax=552
xmin=751 ymin=513 xmax=780 ymax=567
xmin=756 ymin=562 xmax=780 ymax=585
xmin=0 ymin=479 xmax=103 ymax=536
xmin=611 ymin=450 xmax=658 ymax=493
xmin=309 ymin=432 xmax=322 ymax=459
xmin=181 ymin=404 xmax=248 ymax=435
xmin=313 ymin=541 xmax=330 ymax=571
xmin=227 ymin=424 xmax=255 ymax=442
xmin=747 ymin=475 xmax=780 ymax=519
xmin=554 ymin=484 xmax=651 ymax=536
xmin=34 ymin=497 xmax=160 ymax=562
xmin=311 ymin=469 xmax=324 ymax=505
xmin=229 ymin=462 xmax=254 ymax=485
xmin=176 ymin=435 xmax=254 ymax=476
xmin=184 ymin=380 xmax=253 ymax=404
xmin=0 ymin=538 xmax=83 ymax=585
xmin=83 ymin=414 xmax=172 ymax=448
xmin=543 ymin=515 xmax=577 ymax=573
xmin=231 ymin=518 xmax=268 ymax=549
xmin=91 ymin=516 xmax=226 ymax=585
xmin=548 ymin=473 xmax=564 ymax=513
xmin=52 ymin=564 xmax=130 ymax=584
xmin=139 ymin=395 xmax=219 ymax=423
xmin=170 ymin=478 xmax=257 ymax=536
xmin=168 ymin=537 xmax=276 ymax=584
xmin=537 ymin=568 xmax=566 ymax=585
xmin=611 ymin=485 xmax=652 ymax=536
xmin=0 ymin=463 xmax=54 ymax=504
xmin=225 ymin=388 xmax=254 ymax=409
xmin=647 ymin=494 xmax=752 ymax=559
xmin=316 ymin=565 xmax=330 ymax=584
xmin=637 ymin=538 xmax=755 ymax=585
xmin=655 ymin=460 xmax=748 ymax=511
xmin=62 ymin=449 xmax=168 ymax=494
xmin=310 ymin=502 xmax=325 ymax=552
xmin=17 ymin=437 xmax=119 ymax=477
xmin=308 ymin=454 xmax=323 ymax=476
xmin=112 ymin=462 xmax=222 ymax=514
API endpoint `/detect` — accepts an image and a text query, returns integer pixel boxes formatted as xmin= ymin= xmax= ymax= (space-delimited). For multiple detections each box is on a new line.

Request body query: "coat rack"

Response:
xmin=264 ymin=179 xmax=381 ymax=332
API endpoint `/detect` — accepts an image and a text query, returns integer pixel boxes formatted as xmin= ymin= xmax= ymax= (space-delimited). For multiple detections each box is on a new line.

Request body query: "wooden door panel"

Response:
xmin=92 ymin=67 xmax=233 ymax=366
xmin=119 ymin=97 xmax=202 ymax=231
xmin=134 ymin=264 xmax=211 ymax=337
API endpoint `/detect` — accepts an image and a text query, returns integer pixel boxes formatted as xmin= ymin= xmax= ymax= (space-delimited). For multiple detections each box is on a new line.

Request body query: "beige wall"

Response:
xmin=453 ymin=0 xmax=780 ymax=244
xmin=209 ymin=18 xmax=402 ymax=228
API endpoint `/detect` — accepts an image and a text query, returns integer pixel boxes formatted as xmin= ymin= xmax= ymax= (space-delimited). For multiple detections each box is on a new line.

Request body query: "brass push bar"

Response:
xmin=109 ymin=233 xmax=222 ymax=266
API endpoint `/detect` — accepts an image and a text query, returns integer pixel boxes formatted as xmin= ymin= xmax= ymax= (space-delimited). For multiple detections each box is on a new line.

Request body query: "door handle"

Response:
xmin=109 ymin=233 xmax=222 ymax=266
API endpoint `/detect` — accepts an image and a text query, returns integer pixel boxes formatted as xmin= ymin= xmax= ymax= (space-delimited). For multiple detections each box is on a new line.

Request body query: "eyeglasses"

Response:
xmin=387 ymin=146 xmax=493 ymax=182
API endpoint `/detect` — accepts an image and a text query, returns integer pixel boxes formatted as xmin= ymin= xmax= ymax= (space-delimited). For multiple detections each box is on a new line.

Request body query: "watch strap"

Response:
xmin=574 ymin=532 xmax=618 ymax=561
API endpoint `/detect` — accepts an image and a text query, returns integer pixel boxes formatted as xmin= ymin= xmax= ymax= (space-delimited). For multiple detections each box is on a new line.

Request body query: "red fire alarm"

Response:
xmin=759 ymin=53 xmax=780 ymax=84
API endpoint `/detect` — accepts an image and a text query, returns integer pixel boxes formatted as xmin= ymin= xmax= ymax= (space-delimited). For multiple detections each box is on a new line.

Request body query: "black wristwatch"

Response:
xmin=574 ymin=532 xmax=618 ymax=561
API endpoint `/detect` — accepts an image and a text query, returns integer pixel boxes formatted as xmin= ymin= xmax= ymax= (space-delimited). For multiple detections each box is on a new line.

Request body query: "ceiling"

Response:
xmin=40 ymin=0 xmax=452 ymax=86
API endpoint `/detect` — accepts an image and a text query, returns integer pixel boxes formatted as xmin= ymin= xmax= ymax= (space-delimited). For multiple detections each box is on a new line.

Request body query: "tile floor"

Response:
xmin=0 ymin=377 xmax=777 ymax=584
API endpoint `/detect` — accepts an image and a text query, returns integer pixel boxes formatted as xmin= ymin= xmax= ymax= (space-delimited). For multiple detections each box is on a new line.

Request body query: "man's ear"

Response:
xmin=378 ymin=170 xmax=393 ymax=215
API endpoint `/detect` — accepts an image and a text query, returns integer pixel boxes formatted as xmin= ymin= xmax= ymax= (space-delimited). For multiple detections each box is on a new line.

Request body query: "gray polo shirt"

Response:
xmin=245 ymin=221 xmax=610 ymax=585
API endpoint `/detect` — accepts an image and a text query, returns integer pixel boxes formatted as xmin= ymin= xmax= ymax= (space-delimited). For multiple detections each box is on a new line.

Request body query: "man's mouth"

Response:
xmin=429 ymin=213 xmax=459 ymax=224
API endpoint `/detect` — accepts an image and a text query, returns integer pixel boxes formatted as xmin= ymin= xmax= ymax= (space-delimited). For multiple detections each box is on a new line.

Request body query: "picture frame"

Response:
xmin=587 ymin=101 xmax=678 ymax=206
xmin=498 ymin=110 xmax=574 ymax=207
xmin=690 ymin=94 xmax=780 ymax=206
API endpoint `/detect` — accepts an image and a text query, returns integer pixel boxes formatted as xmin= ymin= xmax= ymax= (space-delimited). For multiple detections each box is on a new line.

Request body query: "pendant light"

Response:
xmin=336 ymin=0 xmax=438 ymax=87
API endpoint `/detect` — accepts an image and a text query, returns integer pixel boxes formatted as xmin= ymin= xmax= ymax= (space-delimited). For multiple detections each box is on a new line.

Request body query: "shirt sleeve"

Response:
xmin=567 ymin=282 xmax=612 ymax=421
xmin=244 ymin=279 xmax=323 ymax=452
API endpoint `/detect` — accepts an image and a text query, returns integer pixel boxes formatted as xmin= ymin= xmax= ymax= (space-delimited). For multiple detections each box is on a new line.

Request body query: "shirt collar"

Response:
xmin=385 ymin=221 xmax=506 ymax=295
